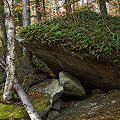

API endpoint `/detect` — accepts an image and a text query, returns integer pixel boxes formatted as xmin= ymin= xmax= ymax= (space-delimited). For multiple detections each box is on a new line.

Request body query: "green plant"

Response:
xmin=19 ymin=10 xmax=120 ymax=61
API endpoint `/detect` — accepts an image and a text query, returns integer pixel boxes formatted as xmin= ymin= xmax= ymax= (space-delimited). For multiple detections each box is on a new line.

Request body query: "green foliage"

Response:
xmin=19 ymin=10 xmax=120 ymax=60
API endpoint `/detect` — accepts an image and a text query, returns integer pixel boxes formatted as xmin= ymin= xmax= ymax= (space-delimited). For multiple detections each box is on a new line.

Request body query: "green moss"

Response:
xmin=0 ymin=90 xmax=28 ymax=119
xmin=0 ymin=103 xmax=27 ymax=119
xmin=0 ymin=90 xmax=50 ymax=119
xmin=19 ymin=10 xmax=120 ymax=60
xmin=32 ymin=95 xmax=50 ymax=111
xmin=0 ymin=90 xmax=3 ymax=101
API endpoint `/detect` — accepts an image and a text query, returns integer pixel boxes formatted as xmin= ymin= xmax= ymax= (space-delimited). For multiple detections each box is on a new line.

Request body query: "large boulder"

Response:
xmin=59 ymin=71 xmax=86 ymax=97
xmin=19 ymin=40 xmax=120 ymax=91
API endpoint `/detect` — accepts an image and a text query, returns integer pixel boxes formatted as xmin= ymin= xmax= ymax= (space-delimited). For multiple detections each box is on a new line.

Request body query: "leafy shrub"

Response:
xmin=19 ymin=10 xmax=120 ymax=60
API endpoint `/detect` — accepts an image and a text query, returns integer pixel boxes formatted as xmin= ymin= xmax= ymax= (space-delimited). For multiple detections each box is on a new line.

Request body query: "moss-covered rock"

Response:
xmin=28 ymin=90 xmax=51 ymax=117
xmin=29 ymin=79 xmax=64 ymax=117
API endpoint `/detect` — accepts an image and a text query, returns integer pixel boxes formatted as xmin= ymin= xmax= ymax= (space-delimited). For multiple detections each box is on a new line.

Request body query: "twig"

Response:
xmin=101 ymin=14 xmax=115 ymax=40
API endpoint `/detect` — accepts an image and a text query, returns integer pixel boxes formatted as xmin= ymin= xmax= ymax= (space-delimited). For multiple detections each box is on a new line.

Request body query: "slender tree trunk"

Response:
xmin=0 ymin=59 xmax=41 ymax=119
xmin=22 ymin=0 xmax=30 ymax=26
xmin=35 ymin=0 xmax=42 ymax=21
xmin=3 ymin=0 xmax=16 ymax=101
xmin=118 ymin=0 xmax=120 ymax=16
xmin=86 ymin=0 xmax=89 ymax=10
xmin=43 ymin=0 xmax=46 ymax=17
xmin=82 ymin=0 xmax=84 ymax=5
xmin=97 ymin=0 xmax=107 ymax=14
xmin=22 ymin=0 xmax=33 ymax=75
xmin=0 ymin=0 xmax=7 ymax=64
xmin=64 ymin=0 xmax=72 ymax=12
xmin=73 ymin=0 xmax=75 ymax=11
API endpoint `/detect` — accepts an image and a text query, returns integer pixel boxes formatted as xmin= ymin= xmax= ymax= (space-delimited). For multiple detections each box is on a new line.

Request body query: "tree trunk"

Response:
xmin=86 ymin=0 xmax=89 ymax=10
xmin=118 ymin=0 xmax=120 ymax=16
xmin=22 ymin=0 xmax=30 ymax=26
xmin=43 ymin=0 xmax=46 ymax=17
xmin=22 ymin=0 xmax=34 ymax=75
xmin=35 ymin=0 xmax=42 ymax=21
xmin=82 ymin=0 xmax=84 ymax=5
xmin=97 ymin=0 xmax=107 ymax=14
xmin=64 ymin=0 xmax=72 ymax=12
xmin=0 ymin=0 xmax=7 ymax=64
xmin=3 ymin=0 xmax=16 ymax=101
xmin=14 ymin=77 xmax=42 ymax=120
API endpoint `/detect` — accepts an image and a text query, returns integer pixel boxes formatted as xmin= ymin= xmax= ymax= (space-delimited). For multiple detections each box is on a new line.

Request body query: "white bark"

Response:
xmin=14 ymin=77 xmax=42 ymax=120
xmin=22 ymin=0 xmax=34 ymax=76
xmin=3 ymin=0 xmax=15 ymax=101
xmin=22 ymin=0 xmax=30 ymax=26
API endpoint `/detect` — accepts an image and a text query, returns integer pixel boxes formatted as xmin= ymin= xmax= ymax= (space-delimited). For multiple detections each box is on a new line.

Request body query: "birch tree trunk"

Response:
xmin=22 ymin=0 xmax=34 ymax=75
xmin=3 ymin=0 xmax=15 ymax=101
xmin=14 ymin=77 xmax=42 ymax=120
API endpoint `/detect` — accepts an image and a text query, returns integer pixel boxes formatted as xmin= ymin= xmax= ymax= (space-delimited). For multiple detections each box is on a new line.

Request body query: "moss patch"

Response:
xmin=28 ymin=91 xmax=50 ymax=112
xmin=0 ymin=103 xmax=27 ymax=119
xmin=0 ymin=89 xmax=51 ymax=119
xmin=0 ymin=91 xmax=28 ymax=119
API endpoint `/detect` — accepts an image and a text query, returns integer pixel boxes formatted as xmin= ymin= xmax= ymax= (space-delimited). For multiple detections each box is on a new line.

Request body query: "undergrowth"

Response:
xmin=19 ymin=10 xmax=120 ymax=61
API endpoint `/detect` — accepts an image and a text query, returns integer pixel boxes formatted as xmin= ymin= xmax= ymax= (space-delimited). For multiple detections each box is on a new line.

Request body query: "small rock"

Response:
xmin=59 ymin=71 xmax=86 ymax=97
xmin=47 ymin=110 xmax=59 ymax=120
xmin=52 ymin=99 xmax=65 ymax=111
xmin=92 ymin=89 xmax=105 ymax=94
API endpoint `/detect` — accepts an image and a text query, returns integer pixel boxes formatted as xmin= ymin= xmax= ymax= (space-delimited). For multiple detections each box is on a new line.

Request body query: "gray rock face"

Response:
xmin=54 ymin=89 xmax=120 ymax=120
xmin=20 ymin=40 xmax=120 ymax=91
xmin=59 ymin=71 xmax=86 ymax=97
xmin=30 ymin=79 xmax=64 ymax=101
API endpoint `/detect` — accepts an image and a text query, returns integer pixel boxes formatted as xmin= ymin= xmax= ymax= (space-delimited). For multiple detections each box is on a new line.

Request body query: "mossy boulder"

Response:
xmin=17 ymin=38 xmax=120 ymax=91
xmin=17 ymin=10 xmax=120 ymax=92
xmin=29 ymin=79 xmax=64 ymax=117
